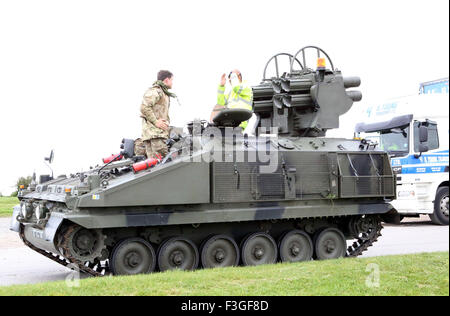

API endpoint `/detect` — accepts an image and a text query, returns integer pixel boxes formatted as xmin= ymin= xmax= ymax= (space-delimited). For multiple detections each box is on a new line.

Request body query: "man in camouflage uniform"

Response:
xmin=137 ymin=70 xmax=175 ymax=159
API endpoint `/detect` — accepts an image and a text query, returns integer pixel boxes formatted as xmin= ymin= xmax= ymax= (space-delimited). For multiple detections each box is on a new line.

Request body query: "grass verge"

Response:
xmin=0 ymin=197 xmax=18 ymax=218
xmin=0 ymin=252 xmax=448 ymax=296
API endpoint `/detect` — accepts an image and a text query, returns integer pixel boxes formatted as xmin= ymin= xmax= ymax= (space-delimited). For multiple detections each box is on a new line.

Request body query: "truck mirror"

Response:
xmin=418 ymin=144 xmax=429 ymax=153
xmin=414 ymin=143 xmax=429 ymax=158
xmin=419 ymin=126 xmax=428 ymax=143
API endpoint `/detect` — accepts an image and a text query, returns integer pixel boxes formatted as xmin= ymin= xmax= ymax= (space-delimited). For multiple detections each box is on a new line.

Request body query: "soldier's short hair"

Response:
xmin=157 ymin=70 xmax=173 ymax=81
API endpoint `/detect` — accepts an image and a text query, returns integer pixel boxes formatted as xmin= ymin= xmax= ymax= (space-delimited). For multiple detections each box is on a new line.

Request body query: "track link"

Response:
xmin=346 ymin=216 xmax=383 ymax=257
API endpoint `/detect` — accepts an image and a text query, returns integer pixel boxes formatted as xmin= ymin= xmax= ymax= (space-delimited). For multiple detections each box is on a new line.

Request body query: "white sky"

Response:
xmin=0 ymin=0 xmax=448 ymax=195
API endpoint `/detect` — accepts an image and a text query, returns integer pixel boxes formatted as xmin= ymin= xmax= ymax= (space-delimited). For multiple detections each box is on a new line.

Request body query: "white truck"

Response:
xmin=354 ymin=79 xmax=449 ymax=225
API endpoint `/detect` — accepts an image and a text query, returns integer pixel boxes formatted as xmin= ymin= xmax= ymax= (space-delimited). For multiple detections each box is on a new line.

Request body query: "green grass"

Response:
xmin=0 ymin=197 xmax=18 ymax=218
xmin=0 ymin=252 xmax=448 ymax=296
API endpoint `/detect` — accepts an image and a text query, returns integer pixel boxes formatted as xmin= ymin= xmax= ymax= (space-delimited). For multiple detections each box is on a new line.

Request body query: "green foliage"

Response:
xmin=0 ymin=252 xmax=448 ymax=296
xmin=12 ymin=176 xmax=33 ymax=197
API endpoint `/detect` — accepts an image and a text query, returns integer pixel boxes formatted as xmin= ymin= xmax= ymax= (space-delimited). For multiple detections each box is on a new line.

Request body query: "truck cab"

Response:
xmin=355 ymin=92 xmax=449 ymax=225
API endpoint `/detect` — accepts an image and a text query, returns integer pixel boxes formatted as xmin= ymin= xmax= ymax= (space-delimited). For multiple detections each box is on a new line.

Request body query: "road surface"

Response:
xmin=0 ymin=216 xmax=448 ymax=286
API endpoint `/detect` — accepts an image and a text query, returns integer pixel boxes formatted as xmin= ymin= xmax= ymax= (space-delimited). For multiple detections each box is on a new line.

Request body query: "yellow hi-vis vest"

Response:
xmin=217 ymin=82 xmax=253 ymax=129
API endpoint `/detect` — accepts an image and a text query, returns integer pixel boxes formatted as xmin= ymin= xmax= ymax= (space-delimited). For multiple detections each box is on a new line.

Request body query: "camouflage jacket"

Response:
xmin=140 ymin=86 xmax=170 ymax=140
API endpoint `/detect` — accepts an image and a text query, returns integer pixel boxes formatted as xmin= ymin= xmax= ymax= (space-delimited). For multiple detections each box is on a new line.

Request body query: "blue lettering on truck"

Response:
xmin=392 ymin=150 xmax=449 ymax=174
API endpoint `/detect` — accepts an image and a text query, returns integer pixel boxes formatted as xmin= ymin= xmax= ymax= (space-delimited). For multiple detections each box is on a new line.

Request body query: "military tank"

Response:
xmin=11 ymin=46 xmax=396 ymax=276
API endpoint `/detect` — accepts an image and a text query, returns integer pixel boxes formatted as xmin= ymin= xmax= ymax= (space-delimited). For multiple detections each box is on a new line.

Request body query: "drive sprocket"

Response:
xmin=346 ymin=215 xmax=383 ymax=257
xmin=59 ymin=225 xmax=107 ymax=263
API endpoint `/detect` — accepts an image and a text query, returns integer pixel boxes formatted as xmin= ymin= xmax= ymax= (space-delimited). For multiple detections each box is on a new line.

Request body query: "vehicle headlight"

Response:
xmin=21 ymin=204 xmax=27 ymax=218
xmin=35 ymin=204 xmax=44 ymax=220
xmin=21 ymin=203 xmax=32 ymax=219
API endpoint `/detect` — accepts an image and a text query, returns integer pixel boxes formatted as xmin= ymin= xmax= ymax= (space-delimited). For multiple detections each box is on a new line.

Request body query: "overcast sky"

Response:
xmin=0 ymin=0 xmax=448 ymax=195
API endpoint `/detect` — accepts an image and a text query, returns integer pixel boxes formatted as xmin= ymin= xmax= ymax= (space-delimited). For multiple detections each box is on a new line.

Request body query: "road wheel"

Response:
xmin=314 ymin=228 xmax=347 ymax=260
xmin=430 ymin=187 xmax=449 ymax=226
xmin=158 ymin=237 xmax=199 ymax=272
xmin=279 ymin=230 xmax=313 ymax=263
xmin=110 ymin=238 xmax=156 ymax=275
xmin=201 ymin=235 xmax=239 ymax=269
xmin=241 ymin=232 xmax=277 ymax=266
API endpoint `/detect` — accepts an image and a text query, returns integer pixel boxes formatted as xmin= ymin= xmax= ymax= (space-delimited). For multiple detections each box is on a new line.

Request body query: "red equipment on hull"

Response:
xmin=102 ymin=154 xmax=123 ymax=164
xmin=132 ymin=155 xmax=162 ymax=173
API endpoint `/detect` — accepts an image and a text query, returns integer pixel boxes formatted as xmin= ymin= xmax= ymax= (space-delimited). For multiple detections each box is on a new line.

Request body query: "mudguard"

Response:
xmin=22 ymin=213 xmax=65 ymax=254
xmin=9 ymin=205 xmax=21 ymax=233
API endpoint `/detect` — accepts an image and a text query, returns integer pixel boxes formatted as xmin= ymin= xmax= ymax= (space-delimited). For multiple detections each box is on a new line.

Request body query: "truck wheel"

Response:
xmin=429 ymin=187 xmax=449 ymax=226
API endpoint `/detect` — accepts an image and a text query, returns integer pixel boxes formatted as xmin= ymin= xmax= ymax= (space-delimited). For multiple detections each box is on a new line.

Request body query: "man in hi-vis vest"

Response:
xmin=210 ymin=70 xmax=253 ymax=129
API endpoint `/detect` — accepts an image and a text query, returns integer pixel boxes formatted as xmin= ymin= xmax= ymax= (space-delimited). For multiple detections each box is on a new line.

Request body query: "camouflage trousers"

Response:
xmin=134 ymin=138 xmax=168 ymax=159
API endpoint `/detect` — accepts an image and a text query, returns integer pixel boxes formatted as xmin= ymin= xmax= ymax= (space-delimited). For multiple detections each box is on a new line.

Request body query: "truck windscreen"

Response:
xmin=379 ymin=127 xmax=410 ymax=156
xmin=360 ymin=126 xmax=410 ymax=157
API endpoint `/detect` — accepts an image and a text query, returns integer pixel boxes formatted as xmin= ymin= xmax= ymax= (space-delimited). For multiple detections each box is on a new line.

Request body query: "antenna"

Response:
xmin=44 ymin=150 xmax=54 ymax=179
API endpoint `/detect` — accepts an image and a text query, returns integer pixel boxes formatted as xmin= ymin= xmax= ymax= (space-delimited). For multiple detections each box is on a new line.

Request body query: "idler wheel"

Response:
xmin=279 ymin=230 xmax=313 ymax=263
xmin=314 ymin=228 xmax=346 ymax=260
xmin=158 ymin=237 xmax=199 ymax=272
xmin=241 ymin=232 xmax=277 ymax=266
xmin=110 ymin=238 xmax=156 ymax=276
xmin=201 ymin=235 xmax=239 ymax=269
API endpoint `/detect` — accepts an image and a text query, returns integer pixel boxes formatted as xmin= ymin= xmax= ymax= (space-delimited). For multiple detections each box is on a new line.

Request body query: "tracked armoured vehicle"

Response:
xmin=11 ymin=46 xmax=396 ymax=276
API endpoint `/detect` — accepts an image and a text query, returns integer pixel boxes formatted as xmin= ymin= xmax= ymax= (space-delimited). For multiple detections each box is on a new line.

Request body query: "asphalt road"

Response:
xmin=0 ymin=216 xmax=448 ymax=287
